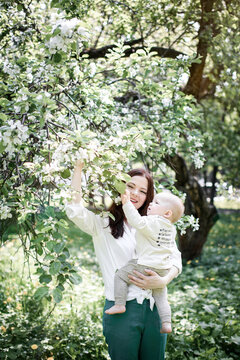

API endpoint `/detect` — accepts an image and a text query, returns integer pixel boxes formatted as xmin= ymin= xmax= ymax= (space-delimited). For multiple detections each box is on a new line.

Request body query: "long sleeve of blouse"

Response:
xmin=65 ymin=201 xmax=154 ymax=303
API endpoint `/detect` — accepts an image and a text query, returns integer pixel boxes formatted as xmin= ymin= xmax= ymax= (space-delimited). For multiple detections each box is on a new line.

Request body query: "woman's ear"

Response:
xmin=163 ymin=210 xmax=172 ymax=219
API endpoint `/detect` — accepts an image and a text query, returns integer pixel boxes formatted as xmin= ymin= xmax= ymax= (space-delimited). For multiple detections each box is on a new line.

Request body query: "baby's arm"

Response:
xmin=121 ymin=190 xmax=149 ymax=230
xmin=121 ymin=189 xmax=131 ymax=205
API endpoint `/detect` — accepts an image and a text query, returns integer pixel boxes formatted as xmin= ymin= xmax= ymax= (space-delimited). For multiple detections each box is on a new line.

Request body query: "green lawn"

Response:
xmin=0 ymin=211 xmax=239 ymax=359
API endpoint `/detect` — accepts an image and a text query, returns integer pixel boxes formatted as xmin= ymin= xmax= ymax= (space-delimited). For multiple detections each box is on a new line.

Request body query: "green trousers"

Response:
xmin=103 ymin=299 xmax=167 ymax=360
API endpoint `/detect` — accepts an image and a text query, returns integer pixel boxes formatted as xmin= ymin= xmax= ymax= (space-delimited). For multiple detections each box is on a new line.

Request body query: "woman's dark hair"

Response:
xmin=108 ymin=168 xmax=154 ymax=239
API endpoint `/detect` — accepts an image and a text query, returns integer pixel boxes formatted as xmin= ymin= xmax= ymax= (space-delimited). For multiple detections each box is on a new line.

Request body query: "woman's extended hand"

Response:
xmin=75 ymin=159 xmax=84 ymax=168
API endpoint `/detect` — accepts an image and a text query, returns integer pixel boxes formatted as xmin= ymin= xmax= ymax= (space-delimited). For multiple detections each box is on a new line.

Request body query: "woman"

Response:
xmin=65 ymin=161 xmax=182 ymax=360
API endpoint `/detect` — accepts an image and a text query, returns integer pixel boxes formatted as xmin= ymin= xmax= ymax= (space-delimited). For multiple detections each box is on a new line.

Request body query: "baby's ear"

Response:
xmin=164 ymin=210 xmax=172 ymax=219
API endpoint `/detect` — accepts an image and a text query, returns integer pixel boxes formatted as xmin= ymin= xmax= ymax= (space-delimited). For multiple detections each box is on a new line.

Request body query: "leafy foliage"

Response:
xmin=0 ymin=212 xmax=239 ymax=359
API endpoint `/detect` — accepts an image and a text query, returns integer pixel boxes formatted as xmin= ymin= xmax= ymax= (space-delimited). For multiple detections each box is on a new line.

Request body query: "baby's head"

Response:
xmin=147 ymin=191 xmax=184 ymax=223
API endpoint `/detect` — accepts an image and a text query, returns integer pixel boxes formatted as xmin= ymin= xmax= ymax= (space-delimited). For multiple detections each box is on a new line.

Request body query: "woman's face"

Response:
xmin=126 ymin=175 xmax=148 ymax=210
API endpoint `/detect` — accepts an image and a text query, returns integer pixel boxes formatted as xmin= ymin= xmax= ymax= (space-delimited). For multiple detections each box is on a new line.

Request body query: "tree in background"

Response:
xmin=0 ymin=0 xmax=239 ymax=301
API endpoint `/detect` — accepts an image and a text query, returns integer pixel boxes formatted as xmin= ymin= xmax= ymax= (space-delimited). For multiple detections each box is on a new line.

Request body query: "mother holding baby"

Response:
xmin=65 ymin=161 xmax=182 ymax=360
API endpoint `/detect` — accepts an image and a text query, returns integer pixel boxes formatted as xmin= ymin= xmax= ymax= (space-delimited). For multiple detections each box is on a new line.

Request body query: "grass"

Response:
xmin=0 ymin=211 xmax=239 ymax=359
xmin=165 ymin=210 xmax=240 ymax=359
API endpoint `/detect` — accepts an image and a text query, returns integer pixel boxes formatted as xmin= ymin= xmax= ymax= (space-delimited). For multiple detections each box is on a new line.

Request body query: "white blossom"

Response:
xmin=176 ymin=54 xmax=189 ymax=61
xmin=60 ymin=18 xmax=80 ymax=37
xmin=48 ymin=35 xmax=66 ymax=54
xmin=191 ymin=150 xmax=205 ymax=169
xmin=89 ymin=63 xmax=96 ymax=77
xmin=162 ymin=98 xmax=172 ymax=107
xmin=99 ymin=89 xmax=113 ymax=105
xmin=0 ymin=199 xmax=12 ymax=220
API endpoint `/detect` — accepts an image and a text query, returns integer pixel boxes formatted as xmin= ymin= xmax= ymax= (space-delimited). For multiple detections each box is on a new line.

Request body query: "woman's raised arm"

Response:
xmin=71 ymin=160 xmax=84 ymax=204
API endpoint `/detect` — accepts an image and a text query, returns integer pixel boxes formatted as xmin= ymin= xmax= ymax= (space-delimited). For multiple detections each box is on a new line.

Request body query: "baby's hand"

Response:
xmin=121 ymin=189 xmax=130 ymax=205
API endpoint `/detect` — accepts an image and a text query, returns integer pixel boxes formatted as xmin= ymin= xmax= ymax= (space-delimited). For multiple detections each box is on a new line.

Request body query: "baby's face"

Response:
xmin=147 ymin=195 xmax=169 ymax=216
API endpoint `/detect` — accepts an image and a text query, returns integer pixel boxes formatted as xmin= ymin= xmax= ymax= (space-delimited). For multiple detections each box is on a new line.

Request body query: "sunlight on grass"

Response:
xmin=214 ymin=196 xmax=240 ymax=210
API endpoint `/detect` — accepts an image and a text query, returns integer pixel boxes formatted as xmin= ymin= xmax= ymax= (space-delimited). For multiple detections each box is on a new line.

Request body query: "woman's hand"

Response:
xmin=128 ymin=266 xmax=178 ymax=290
xmin=128 ymin=269 xmax=166 ymax=289
xmin=75 ymin=159 xmax=84 ymax=168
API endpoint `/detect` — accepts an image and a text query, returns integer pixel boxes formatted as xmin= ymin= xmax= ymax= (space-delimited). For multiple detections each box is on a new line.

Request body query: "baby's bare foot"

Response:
xmin=105 ymin=305 xmax=126 ymax=314
xmin=160 ymin=322 xmax=172 ymax=333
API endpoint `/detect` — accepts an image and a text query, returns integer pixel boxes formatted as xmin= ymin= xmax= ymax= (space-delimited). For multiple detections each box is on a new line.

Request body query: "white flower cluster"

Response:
xmin=176 ymin=215 xmax=200 ymax=235
xmin=134 ymin=137 xmax=147 ymax=152
xmin=45 ymin=18 xmax=89 ymax=54
xmin=161 ymin=97 xmax=172 ymax=107
xmin=0 ymin=120 xmax=29 ymax=157
xmin=176 ymin=54 xmax=189 ymax=61
xmin=187 ymin=135 xmax=203 ymax=148
xmin=191 ymin=150 xmax=205 ymax=169
xmin=166 ymin=138 xmax=178 ymax=152
xmin=39 ymin=140 xmax=75 ymax=180
xmin=99 ymin=89 xmax=113 ymax=105
xmin=2 ymin=58 xmax=20 ymax=77
xmin=0 ymin=198 xmax=12 ymax=220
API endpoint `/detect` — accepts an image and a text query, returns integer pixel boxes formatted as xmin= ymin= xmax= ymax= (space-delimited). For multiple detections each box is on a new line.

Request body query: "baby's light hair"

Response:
xmin=155 ymin=191 xmax=184 ymax=223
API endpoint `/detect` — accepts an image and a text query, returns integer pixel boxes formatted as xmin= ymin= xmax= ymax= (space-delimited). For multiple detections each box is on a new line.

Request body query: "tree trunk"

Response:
xmin=210 ymin=165 xmax=218 ymax=205
xmin=165 ymin=154 xmax=218 ymax=260
xmin=184 ymin=0 xmax=218 ymax=100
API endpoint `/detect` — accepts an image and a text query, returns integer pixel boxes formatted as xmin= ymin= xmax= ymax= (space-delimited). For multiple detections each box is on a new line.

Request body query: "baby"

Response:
xmin=105 ymin=190 xmax=184 ymax=333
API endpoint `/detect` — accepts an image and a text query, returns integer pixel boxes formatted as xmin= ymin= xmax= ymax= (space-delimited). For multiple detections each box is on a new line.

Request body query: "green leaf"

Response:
xmin=53 ymin=53 xmax=62 ymax=63
xmin=53 ymin=242 xmax=65 ymax=254
xmin=230 ymin=335 xmax=240 ymax=345
xmin=71 ymin=42 xmax=77 ymax=51
xmin=44 ymin=254 xmax=55 ymax=261
xmin=60 ymin=169 xmax=71 ymax=179
xmin=114 ymin=180 xmax=126 ymax=194
xmin=57 ymin=283 xmax=65 ymax=291
xmin=39 ymin=116 xmax=45 ymax=128
xmin=108 ymin=212 xmax=115 ymax=221
xmin=6 ymin=350 xmax=17 ymax=359
xmin=62 ymin=247 xmax=70 ymax=258
xmin=35 ymin=267 xmax=44 ymax=275
xmin=0 ymin=141 xmax=6 ymax=153
xmin=46 ymin=240 xmax=55 ymax=251
xmin=57 ymin=274 xmax=65 ymax=283
xmin=36 ymin=244 xmax=43 ymax=255
xmin=49 ymin=261 xmax=61 ymax=275
xmin=69 ymin=273 xmax=82 ymax=285
xmin=34 ymin=286 xmax=49 ymax=300
xmin=52 ymin=27 xmax=61 ymax=37
xmin=120 ymin=173 xmax=131 ymax=183
xmin=17 ymin=4 xmax=23 ymax=11
xmin=39 ymin=274 xmax=52 ymax=284
xmin=0 ymin=113 xmax=7 ymax=121
xmin=0 ymin=98 xmax=9 ymax=106
xmin=52 ymin=288 xmax=63 ymax=303
xmin=57 ymin=254 xmax=66 ymax=261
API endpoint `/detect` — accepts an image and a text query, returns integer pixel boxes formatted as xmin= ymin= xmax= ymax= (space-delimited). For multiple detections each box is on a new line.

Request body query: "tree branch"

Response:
xmin=80 ymin=38 xmax=184 ymax=59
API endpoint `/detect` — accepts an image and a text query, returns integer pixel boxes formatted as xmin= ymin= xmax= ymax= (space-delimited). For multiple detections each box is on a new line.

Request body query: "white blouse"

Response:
xmin=65 ymin=202 xmax=182 ymax=308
